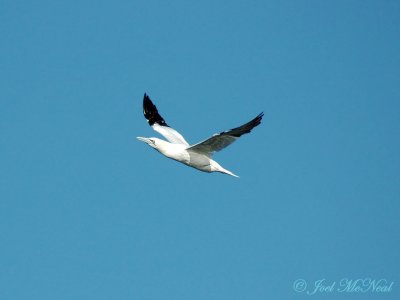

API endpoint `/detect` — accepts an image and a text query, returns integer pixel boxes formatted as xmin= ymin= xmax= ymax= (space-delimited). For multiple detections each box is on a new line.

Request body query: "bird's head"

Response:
xmin=136 ymin=137 xmax=159 ymax=149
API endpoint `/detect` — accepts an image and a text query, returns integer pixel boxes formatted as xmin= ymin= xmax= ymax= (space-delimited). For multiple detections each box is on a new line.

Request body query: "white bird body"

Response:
xmin=137 ymin=137 xmax=238 ymax=177
xmin=137 ymin=94 xmax=263 ymax=178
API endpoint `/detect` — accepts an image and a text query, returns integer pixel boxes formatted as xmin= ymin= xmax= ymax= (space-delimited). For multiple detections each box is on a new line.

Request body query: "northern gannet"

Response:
xmin=137 ymin=94 xmax=263 ymax=177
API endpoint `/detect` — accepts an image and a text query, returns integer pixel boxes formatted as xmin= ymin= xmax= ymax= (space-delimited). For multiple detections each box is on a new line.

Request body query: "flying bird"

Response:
xmin=137 ymin=93 xmax=263 ymax=177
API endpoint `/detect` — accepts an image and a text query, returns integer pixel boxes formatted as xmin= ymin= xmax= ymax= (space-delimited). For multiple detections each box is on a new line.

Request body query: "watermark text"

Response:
xmin=293 ymin=278 xmax=394 ymax=295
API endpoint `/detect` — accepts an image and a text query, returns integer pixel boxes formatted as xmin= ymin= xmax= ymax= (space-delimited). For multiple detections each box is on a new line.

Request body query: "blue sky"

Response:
xmin=1 ymin=1 xmax=399 ymax=299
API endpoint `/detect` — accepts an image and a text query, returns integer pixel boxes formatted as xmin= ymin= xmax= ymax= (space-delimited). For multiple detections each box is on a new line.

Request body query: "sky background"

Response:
xmin=1 ymin=1 xmax=400 ymax=299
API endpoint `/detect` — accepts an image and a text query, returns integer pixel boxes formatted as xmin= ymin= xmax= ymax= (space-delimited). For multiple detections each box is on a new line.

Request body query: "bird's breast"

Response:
xmin=158 ymin=144 xmax=190 ymax=164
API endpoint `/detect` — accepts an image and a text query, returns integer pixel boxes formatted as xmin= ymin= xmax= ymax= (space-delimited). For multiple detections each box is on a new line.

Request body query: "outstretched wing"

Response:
xmin=187 ymin=113 xmax=264 ymax=156
xmin=142 ymin=94 xmax=189 ymax=145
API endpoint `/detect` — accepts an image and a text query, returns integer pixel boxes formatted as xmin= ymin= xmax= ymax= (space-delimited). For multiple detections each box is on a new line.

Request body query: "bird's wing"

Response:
xmin=187 ymin=113 xmax=264 ymax=156
xmin=142 ymin=94 xmax=189 ymax=145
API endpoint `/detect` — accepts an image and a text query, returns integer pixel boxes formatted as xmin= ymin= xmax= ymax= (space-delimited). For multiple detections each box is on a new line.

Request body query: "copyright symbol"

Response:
xmin=293 ymin=279 xmax=307 ymax=293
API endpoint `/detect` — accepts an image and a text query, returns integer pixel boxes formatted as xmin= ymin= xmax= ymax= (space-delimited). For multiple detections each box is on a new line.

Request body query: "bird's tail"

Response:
xmin=210 ymin=160 xmax=239 ymax=178
xmin=220 ymin=168 xmax=239 ymax=178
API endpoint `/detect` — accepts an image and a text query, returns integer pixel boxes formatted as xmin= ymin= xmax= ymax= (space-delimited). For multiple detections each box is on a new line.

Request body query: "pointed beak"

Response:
xmin=137 ymin=137 xmax=155 ymax=147
xmin=136 ymin=137 xmax=148 ymax=143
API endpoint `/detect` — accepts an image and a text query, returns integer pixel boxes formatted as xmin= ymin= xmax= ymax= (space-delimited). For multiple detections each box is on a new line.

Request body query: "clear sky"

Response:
xmin=1 ymin=1 xmax=399 ymax=299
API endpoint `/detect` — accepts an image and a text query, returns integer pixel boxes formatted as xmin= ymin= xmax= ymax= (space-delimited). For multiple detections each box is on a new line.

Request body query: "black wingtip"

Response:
xmin=255 ymin=112 xmax=264 ymax=125
xmin=142 ymin=93 xmax=169 ymax=127
xmin=225 ymin=112 xmax=264 ymax=137
xmin=256 ymin=112 xmax=264 ymax=120
xmin=243 ymin=112 xmax=264 ymax=130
